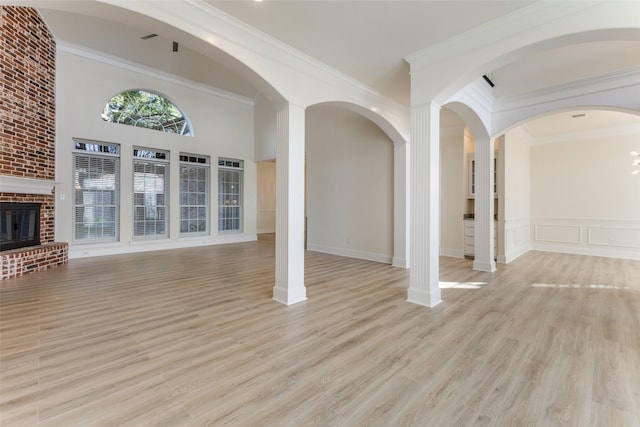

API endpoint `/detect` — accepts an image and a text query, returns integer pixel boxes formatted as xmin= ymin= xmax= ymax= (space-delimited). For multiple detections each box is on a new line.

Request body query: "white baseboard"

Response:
xmin=498 ymin=245 xmax=531 ymax=264
xmin=306 ymin=243 xmax=392 ymax=264
xmin=392 ymin=256 xmax=408 ymax=268
xmin=440 ymin=248 xmax=464 ymax=259
xmin=531 ymin=243 xmax=640 ymax=261
xmin=69 ymin=233 xmax=258 ymax=259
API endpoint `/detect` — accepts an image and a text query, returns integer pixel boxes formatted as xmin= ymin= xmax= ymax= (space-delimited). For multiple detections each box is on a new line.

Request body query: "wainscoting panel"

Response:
xmin=534 ymin=224 xmax=581 ymax=244
xmin=531 ymin=218 xmax=640 ymax=260
xmin=502 ymin=219 xmax=530 ymax=263
xmin=588 ymin=226 xmax=640 ymax=248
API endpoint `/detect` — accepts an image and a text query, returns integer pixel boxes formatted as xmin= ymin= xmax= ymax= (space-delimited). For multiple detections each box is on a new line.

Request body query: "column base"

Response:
xmin=273 ymin=284 xmax=307 ymax=306
xmin=407 ymin=287 xmax=442 ymax=308
xmin=473 ymin=259 xmax=497 ymax=272
xmin=392 ymin=256 xmax=408 ymax=268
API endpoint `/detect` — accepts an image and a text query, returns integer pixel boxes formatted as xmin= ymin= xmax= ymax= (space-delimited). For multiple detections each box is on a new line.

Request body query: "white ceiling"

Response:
xmin=208 ymin=0 xmax=535 ymax=105
xmin=16 ymin=0 xmax=640 ymax=137
xmin=523 ymin=110 xmax=640 ymax=141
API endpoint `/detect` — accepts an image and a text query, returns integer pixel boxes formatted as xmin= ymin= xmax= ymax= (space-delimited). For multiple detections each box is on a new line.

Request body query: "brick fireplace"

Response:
xmin=0 ymin=6 xmax=68 ymax=279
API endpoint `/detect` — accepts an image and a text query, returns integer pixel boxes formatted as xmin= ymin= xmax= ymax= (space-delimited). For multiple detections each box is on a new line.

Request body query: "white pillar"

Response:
xmin=473 ymin=137 xmax=497 ymax=272
xmin=273 ymin=103 xmax=307 ymax=305
xmin=407 ymin=102 xmax=442 ymax=307
xmin=393 ymin=141 xmax=410 ymax=268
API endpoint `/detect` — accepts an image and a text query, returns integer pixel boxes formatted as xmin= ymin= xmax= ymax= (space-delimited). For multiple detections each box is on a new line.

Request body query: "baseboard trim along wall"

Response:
xmin=69 ymin=234 xmax=258 ymax=259
xmin=306 ymin=243 xmax=392 ymax=264
xmin=440 ymin=248 xmax=464 ymax=259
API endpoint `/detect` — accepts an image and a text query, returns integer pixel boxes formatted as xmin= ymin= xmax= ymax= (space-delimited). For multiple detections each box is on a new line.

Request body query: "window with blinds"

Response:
xmin=133 ymin=148 xmax=169 ymax=238
xmin=180 ymin=154 xmax=209 ymax=234
xmin=73 ymin=140 xmax=120 ymax=242
xmin=218 ymin=158 xmax=243 ymax=233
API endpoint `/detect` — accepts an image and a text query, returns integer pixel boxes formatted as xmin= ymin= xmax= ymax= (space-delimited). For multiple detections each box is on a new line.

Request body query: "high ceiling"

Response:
xmin=207 ymin=0 xmax=534 ymax=105
xmin=10 ymin=0 xmax=640 ymax=134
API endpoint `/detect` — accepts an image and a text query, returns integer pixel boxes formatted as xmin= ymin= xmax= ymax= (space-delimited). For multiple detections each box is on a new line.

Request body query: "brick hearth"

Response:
xmin=1 ymin=6 xmax=67 ymax=279
xmin=1 ymin=243 xmax=68 ymax=280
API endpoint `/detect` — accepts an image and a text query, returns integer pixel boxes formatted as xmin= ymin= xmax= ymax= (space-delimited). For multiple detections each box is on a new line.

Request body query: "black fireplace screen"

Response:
xmin=0 ymin=202 xmax=41 ymax=251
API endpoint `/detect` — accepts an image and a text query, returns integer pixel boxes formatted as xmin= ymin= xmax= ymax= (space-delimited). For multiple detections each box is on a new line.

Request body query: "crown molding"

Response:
xmin=493 ymin=65 xmax=640 ymax=113
xmin=57 ymin=40 xmax=256 ymax=106
xmin=98 ymin=0 xmax=408 ymax=115
xmin=405 ymin=0 xmax=602 ymax=70
xmin=189 ymin=0 xmax=408 ymax=112
xmin=506 ymin=125 xmax=536 ymax=146
xmin=449 ymin=77 xmax=495 ymax=114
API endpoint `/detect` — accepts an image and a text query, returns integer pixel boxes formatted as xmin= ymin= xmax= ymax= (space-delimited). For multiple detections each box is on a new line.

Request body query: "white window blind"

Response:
xmin=218 ymin=158 xmax=243 ymax=232
xmin=133 ymin=148 xmax=169 ymax=238
xmin=180 ymin=154 xmax=209 ymax=234
xmin=72 ymin=141 xmax=119 ymax=242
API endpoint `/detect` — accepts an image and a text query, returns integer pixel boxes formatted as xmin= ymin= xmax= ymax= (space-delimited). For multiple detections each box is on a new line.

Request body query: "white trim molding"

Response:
xmin=69 ymin=233 xmax=257 ymax=259
xmin=307 ymin=243 xmax=393 ymax=265
xmin=531 ymin=217 xmax=640 ymax=260
xmin=0 ymin=175 xmax=56 ymax=195
xmin=57 ymin=41 xmax=256 ymax=106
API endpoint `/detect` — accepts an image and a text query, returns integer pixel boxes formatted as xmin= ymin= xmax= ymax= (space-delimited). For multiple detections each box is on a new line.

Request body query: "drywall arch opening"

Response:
xmin=36 ymin=2 xmax=288 ymax=108
xmin=316 ymin=101 xmax=408 ymax=147
xmin=498 ymin=107 xmax=640 ymax=262
xmin=426 ymin=27 xmax=640 ymax=107
xmin=304 ymin=103 xmax=399 ymax=265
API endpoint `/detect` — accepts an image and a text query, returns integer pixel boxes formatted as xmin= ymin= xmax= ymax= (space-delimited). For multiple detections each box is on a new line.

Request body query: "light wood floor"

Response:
xmin=1 ymin=242 xmax=639 ymax=426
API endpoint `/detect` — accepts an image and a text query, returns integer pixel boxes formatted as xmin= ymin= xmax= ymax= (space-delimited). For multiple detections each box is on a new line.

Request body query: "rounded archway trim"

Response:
xmin=314 ymin=101 xmax=408 ymax=146
xmin=99 ymin=0 xmax=409 ymax=143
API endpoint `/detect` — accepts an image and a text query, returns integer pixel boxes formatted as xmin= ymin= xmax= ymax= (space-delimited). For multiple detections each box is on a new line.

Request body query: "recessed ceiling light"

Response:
xmin=140 ymin=33 xmax=158 ymax=40
xmin=571 ymin=113 xmax=586 ymax=118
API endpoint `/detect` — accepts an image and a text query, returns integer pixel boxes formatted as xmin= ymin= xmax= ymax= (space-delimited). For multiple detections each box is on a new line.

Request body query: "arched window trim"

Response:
xmin=101 ymin=88 xmax=194 ymax=136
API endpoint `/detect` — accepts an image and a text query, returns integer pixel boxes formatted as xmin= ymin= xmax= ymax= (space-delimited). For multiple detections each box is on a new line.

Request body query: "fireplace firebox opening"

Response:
xmin=0 ymin=202 xmax=41 ymax=251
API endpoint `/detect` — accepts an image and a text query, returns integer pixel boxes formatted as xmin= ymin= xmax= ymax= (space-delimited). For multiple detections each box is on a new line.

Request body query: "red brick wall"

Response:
xmin=0 ymin=6 xmax=56 ymax=180
xmin=1 ymin=6 xmax=56 ymax=244
xmin=1 ymin=7 xmax=63 ymax=278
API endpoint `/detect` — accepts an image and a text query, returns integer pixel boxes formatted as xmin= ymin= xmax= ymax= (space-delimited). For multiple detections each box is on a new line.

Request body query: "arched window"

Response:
xmin=102 ymin=89 xmax=192 ymax=136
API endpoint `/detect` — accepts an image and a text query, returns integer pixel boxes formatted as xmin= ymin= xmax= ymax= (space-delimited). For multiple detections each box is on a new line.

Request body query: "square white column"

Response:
xmin=473 ymin=137 xmax=497 ymax=272
xmin=273 ymin=103 xmax=307 ymax=305
xmin=407 ymin=102 xmax=442 ymax=307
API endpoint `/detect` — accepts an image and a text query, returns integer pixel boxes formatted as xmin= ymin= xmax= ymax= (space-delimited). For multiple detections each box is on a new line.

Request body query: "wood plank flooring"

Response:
xmin=1 ymin=241 xmax=639 ymax=426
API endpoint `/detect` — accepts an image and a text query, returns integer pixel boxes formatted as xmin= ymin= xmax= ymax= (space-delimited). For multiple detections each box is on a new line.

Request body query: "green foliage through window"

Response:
xmin=102 ymin=90 xmax=192 ymax=136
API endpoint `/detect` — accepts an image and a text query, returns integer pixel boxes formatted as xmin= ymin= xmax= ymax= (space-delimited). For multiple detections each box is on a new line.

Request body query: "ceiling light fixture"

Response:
xmin=571 ymin=113 xmax=586 ymax=118
xmin=140 ymin=33 xmax=158 ymax=40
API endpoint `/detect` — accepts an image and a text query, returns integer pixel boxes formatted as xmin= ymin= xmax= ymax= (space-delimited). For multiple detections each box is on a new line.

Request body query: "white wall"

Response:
xmin=530 ymin=130 xmax=640 ymax=260
xmin=55 ymin=49 xmax=257 ymax=258
xmin=306 ymin=105 xmax=394 ymax=263
xmin=439 ymin=125 xmax=465 ymax=258
xmin=254 ymin=94 xmax=277 ymax=162
xmin=257 ymin=161 xmax=276 ymax=234
xmin=501 ymin=128 xmax=531 ymax=263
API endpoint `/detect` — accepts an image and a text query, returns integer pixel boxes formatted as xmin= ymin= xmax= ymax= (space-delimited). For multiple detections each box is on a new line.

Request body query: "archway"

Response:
xmin=497 ymin=107 xmax=640 ymax=261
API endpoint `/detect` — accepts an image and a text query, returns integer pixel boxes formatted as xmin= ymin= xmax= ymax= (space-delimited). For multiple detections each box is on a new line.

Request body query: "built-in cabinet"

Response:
xmin=468 ymin=153 xmax=497 ymax=198
xmin=463 ymin=218 xmax=497 ymax=259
